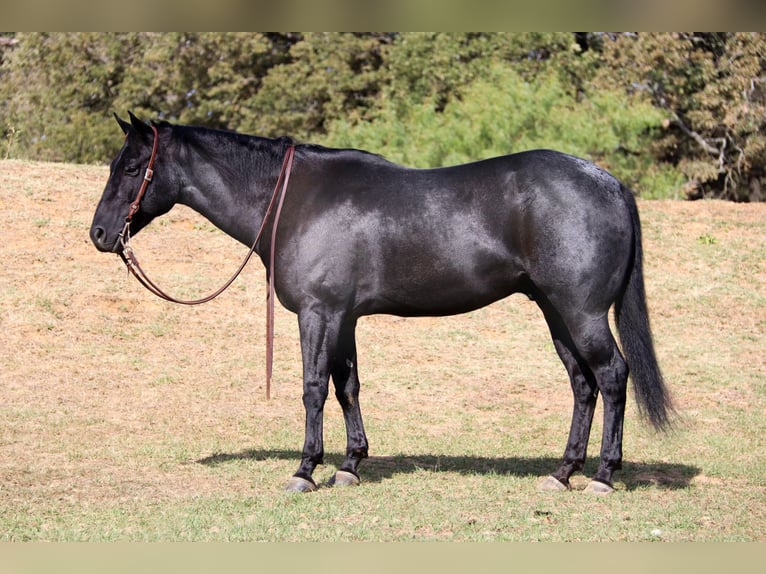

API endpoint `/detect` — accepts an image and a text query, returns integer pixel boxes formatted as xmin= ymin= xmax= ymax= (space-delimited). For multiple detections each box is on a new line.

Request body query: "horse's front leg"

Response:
xmin=327 ymin=318 xmax=368 ymax=487
xmin=284 ymin=307 xmax=341 ymax=492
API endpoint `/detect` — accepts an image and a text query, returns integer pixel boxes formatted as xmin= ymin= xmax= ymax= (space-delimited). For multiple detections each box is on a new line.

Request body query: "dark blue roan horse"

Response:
xmin=91 ymin=113 xmax=672 ymax=494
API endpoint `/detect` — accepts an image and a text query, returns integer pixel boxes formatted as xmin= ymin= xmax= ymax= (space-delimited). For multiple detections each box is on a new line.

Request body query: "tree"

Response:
xmin=323 ymin=63 xmax=675 ymax=197
xmin=0 ymin=33 xmax=297 ymax=162
xmin=1 ymin=33 xmax=142 ymax=162
xmin=244 ymin=32 xmax=392 ymax=138
xmin=596 ymin=32 xmax=766 ymax=201
xmin=111 ymin=32 xmax=294 ymax=130
xmin=2 ymin=32 xmax=764 ymax=201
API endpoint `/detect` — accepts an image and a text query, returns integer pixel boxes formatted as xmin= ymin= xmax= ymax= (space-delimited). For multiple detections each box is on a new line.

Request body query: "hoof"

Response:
xmin=584 ymin=480 xmax=615 ymax=495
xmin=284 ymin=476 xmax=317 ymax=493
xmin=328 ymin=470 xmax=361 ymax=487
xmin=538 ymin=475 xmax=570 ymax=492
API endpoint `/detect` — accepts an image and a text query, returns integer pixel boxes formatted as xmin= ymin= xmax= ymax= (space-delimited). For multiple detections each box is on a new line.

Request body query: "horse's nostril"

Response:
xmin=90 ymin=226 xmax=110 ymax=250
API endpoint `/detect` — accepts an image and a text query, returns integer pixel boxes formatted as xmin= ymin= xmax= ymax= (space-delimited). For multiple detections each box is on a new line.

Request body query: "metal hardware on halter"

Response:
xmin=118 ymin=219 xmax=131 ymax=249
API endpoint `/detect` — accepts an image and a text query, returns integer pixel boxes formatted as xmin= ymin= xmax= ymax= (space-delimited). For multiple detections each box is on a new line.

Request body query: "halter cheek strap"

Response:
xmin=125 ymin=123 xmax=160 ymax=224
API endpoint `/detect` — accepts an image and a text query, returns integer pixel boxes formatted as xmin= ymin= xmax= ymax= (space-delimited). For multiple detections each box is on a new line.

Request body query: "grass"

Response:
xmin=0 ymin=159 xmax=765 ymax=541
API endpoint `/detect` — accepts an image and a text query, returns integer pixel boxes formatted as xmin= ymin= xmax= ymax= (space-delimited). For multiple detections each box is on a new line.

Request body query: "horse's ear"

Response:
xmin=128 ymin=111 xmax=153 ymax=138
xmin=114 ymin=113 xmax=131 ymax=135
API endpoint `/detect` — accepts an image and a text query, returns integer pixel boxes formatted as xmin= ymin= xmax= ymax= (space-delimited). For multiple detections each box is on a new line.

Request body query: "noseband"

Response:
xmin=118 ymin=123 xmax=295 ymax=399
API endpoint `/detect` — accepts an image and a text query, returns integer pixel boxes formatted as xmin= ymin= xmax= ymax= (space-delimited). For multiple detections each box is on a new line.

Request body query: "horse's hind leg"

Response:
xmin=537 ymin=302 xmax=599 ymax=491
xmin=539 ymin=301 xmax=629 ymax=493
xmin=583 ymin=328 xmax=629 ymax=492
xmin=328 ymin=319 xmax=369 ymax=487
xmin=565 ymin=314 xmax=628 ymax=492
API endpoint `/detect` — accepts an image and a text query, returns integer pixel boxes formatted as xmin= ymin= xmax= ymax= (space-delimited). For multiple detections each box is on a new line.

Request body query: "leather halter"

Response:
xmin=118 ymin=123 xmax=295 ymax=400
xmin=124 ymin=124 xmax=160 ymax=224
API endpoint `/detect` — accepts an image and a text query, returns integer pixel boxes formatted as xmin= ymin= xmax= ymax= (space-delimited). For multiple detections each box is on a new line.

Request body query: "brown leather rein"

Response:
xmin=117 ymin=123 xmax=295 ymax=400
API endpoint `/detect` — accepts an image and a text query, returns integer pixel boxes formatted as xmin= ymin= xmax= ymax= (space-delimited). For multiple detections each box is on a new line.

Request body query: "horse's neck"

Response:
xmin=177 ymin=136 xmax=284 ymax=247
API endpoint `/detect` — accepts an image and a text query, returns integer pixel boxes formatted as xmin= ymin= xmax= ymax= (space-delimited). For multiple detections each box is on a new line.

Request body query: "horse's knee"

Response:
xmin=302 ymin=379 xmax=329 ymax=408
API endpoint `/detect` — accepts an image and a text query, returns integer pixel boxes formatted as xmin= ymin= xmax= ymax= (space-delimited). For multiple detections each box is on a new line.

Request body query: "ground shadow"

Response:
xmin=197 ymin=449 xmax=699 ymax=491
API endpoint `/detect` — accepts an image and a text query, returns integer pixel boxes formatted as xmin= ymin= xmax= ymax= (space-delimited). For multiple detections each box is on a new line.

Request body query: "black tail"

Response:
xmin=616 ymin=189 xmax=674 ymax=430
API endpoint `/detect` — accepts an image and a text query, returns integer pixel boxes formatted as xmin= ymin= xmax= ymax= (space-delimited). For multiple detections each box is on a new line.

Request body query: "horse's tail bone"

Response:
xmin=615 ymin=187 xmax=674 ymax=430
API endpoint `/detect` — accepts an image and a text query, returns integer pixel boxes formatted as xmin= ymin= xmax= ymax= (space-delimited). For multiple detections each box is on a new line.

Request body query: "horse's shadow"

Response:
xmin=197 ymin=449 xmax=699 ymax=491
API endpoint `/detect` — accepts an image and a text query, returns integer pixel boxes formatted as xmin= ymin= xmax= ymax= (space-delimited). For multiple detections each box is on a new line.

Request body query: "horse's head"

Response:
xmin=90 ymin=112 xmax=178 ymax=253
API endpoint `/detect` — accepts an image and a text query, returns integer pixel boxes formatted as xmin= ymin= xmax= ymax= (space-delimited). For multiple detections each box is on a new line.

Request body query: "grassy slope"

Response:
xmin=0 ymin=159 xmax=764 ymax=541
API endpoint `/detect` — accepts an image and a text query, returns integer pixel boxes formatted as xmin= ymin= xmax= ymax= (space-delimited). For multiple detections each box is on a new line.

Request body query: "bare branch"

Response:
xmin=670 ymin=114 xmax=724 ymax=157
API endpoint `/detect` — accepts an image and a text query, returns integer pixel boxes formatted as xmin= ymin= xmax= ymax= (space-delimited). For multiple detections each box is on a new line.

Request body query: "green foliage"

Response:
xmin=323 ymin=64 xmax=681 ymax=198
xmin=1 ymin=33 xmax=132 ymax=162
xmin=0 ymin=33 xmax=296 ymax=163
xmin=596 ymin=32 xmax=766 ymax=201
xmin=1 ymin=32 xmax=764 ymax=200
xmin=111 ymin=32 xmax=285 ymax=129
xmin=242 ymin=32 xmax=389 ymax=138
xmin=378 ymin=33 xmax=578 ymax=109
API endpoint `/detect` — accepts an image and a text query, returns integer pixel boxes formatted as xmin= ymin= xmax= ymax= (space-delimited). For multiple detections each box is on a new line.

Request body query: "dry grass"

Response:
xmin=1 ymin=158 xmax=764 ymax=541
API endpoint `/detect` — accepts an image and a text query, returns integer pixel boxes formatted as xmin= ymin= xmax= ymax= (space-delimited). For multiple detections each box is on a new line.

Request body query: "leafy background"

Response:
xmin=2 ymin=32 xmax=765 ymax=201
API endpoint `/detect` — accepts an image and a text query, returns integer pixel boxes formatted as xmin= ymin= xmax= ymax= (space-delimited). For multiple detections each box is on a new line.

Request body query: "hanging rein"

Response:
xmin=118 ymin=124 xmax=295 ymax=400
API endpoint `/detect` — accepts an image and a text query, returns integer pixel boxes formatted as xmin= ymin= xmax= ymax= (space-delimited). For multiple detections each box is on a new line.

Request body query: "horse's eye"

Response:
xmin=124 ymin=165 xmax=140 ymax=176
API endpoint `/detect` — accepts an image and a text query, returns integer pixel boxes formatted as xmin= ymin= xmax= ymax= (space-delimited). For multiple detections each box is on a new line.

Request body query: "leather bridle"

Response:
xmin=123 ymin=124 xmax=160 ymax=226
xmin=117 ymin=123 xmax=295 ymax=399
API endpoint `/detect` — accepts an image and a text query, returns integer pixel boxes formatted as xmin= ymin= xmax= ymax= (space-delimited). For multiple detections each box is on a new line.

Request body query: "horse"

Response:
xmin=90 ymin=113 xmax=673 ymax=494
